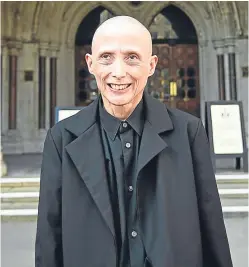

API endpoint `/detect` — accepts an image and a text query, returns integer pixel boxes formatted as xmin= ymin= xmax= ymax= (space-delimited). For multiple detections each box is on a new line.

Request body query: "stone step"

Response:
xmin=1 ymin=175 xmax=248 ymax=221
xmin=1 ymin=192 xmax=39 ymax=203
xmin=216 ymin=174 xmax=248 ymax=188
xmin=219 ymin=188 xmax=248 ymax=198
xmin=217 ymin=183 xmax=248 ymax=189
xmin=1 ymin=186 xmax=41 ymax=193
xmin=0 ymin=209 xmax=38 ymax=222
xmin=1 ymin=188 xmax=247 ymax=200
xmin=0 ymin=177 xmax=40 ymax=187
xmin=1 ymin=206 xmax=248 ymax=222
xmin=1 ymin=202 xmax=38 ymax=210
xmin=220 ymin=198 xmax=248 ymax=207
xmin=1 ymin=175 xmax=248 ymax=189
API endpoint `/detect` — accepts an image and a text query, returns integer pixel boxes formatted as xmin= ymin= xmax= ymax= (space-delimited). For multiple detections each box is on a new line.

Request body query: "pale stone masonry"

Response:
xmin=1 ymin=1 xmax=248 ymax=154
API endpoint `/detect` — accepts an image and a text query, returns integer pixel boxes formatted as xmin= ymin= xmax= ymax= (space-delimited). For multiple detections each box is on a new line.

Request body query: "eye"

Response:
xmin=101 ymin=54 xmax=111 ymax=60
xmin=128 ymin=54 xmax=139 ymax=60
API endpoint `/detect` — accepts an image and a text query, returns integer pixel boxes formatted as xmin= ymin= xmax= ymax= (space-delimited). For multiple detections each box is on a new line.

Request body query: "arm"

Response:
xmin=35 ymin=128 xmax=63 ymax=267
xmin=191 ymin=120 xmax=233 ymax=267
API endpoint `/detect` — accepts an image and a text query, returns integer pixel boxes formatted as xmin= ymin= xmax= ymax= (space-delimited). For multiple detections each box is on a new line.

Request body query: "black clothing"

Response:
xmin=99 ymin=98 xmax=145 ymax=267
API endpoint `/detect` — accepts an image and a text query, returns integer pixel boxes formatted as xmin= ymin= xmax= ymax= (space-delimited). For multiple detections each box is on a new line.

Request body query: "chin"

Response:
xmin=106 ymin=96 xmax=133 ymax=106
xmin=101 ymin=85 xmax=143 ymax=107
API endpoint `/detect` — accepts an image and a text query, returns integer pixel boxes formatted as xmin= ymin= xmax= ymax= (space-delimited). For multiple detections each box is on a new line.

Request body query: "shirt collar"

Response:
xmin=126 ymin=98 xmax=144 ymax=136
xmin=99 ymin=97 xmax=144 ymax=140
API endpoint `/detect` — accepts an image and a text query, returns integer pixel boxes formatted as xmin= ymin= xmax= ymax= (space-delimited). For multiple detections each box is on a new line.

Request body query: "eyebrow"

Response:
xmin=97 ymin=48 xmax=142 ymax=58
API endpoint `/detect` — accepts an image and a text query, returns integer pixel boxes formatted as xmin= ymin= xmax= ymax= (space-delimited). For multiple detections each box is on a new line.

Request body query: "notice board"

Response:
xmin=205 ymin=101 xmax=248 ymax=172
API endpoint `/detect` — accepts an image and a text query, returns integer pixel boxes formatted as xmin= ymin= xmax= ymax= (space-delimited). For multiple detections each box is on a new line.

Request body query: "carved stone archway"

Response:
xmin=61 ymin=2 xmax=131 ymax=50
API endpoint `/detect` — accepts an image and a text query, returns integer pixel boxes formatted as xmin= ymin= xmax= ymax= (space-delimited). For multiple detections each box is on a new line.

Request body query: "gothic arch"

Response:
xmin=59 ymin=2 xmax=131 ymax=49
xmin=142 ymin=1 xmax=212 ymax=42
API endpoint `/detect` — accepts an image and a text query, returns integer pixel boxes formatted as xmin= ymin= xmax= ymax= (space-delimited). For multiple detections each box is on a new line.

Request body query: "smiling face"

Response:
xmin=85 ymin=16 xmax=158 ymax=117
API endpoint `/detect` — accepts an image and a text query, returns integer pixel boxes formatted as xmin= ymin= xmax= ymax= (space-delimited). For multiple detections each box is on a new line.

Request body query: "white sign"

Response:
xmin=211 ymin=104 xmax=243 ymax=154
xmin=58 ymin=109 xmax=82 ymax=122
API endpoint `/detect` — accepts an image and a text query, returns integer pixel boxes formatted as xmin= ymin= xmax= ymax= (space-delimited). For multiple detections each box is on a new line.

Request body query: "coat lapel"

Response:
xmin=62 ymin=93 xmax=174 ymax=239
xmin=64 ymin=99 xmax=115 ymax=237
xmin=136 ymin=93 xmax=174 ymax=176
xmin=136 ymin=120 xmax=168 ymax=176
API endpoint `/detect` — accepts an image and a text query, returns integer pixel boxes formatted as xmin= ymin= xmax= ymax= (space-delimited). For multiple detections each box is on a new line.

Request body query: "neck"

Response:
xmin=102 ymin=95 xmax=143 ymax=120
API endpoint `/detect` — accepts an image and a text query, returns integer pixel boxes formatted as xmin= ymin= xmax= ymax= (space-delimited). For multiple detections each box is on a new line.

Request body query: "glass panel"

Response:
xmin=161 ymin=68 xmax=169 ymax=78
xmin=177 ymin=68 xmax=185 ymax=77
xmin=187 ymin=78 xmax=195 ymax=88
xmin=188 ymin=89 xmax=196 ymax=98
xmin=89 ymin=79 xmax=97 ymax=90
xmin=78 ymin=69 xmax=88 ymax=78
xmin=149 ymin=5 xmax=197 ymax=42
xmin=187 ymin=67 xmax=195 ymax=77
xmin=149 ymin=13 xmax=179 ymax=40
xmin=78 ymin=91 xmax=88 ymax=102
xmin=79 ymin=81 xmax=86 ymax=90
xmin=179 ymin=89 xmax=185 ymax=99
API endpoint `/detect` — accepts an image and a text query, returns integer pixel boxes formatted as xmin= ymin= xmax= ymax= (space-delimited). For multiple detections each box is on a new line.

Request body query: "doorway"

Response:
xmin=148 ymin=5 xmax=200 ymax=117
xmin=74 ymin=5 xmax=200 ymax=117
xmin=75 ymin=7 xmax=114 ymax=106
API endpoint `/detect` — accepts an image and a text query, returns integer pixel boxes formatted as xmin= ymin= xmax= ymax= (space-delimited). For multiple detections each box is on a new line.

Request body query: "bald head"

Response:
xmin=85 ymin=15 xmax=158 ymax=118
xmin=92 ymin=16 xmax=152 ymax=56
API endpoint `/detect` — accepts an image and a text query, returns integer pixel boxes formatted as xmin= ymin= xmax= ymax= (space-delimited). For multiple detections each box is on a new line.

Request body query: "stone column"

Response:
xmin=3 ymin=41 xmax=23 ymax=154
xmin=224 ymin=53 xmax=231 ymax=100
xmin=213 ymin=40 xmax=226 ymax=100
xmin=16 ymin=42 xmax=40 ymax=153
xmin=224 ymin=38 xmax=237 ymax=100
xmin=224 ymin=38 xmax=241 ymax=169
xmin=58 ymin=43 xmax=74 ymax=107
xmin=39 ymin=42 xmax=51 ymax=130
xmin=198 ymin=40 xmax=209 ymax=122
xmin=1 ymin=42 xmax=7 ymax=176
xmin=8 ymin=44 xmax=20 ymax=130
xmin=49 ymin=44 xmax=59 ymax=127
xmin=1 ymin=41 xmax=9 ymax=133
xmin=39 ymin=43 xmax=49 ymax=130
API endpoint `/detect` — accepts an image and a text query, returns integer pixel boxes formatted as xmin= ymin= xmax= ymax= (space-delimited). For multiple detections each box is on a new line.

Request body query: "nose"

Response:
xmin=111 ymin=59 xmax=126 ymax=79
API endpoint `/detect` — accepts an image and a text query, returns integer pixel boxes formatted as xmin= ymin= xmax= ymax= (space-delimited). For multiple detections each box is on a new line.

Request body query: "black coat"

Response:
xmin=35 ymin=93 xmax=233 ymax=267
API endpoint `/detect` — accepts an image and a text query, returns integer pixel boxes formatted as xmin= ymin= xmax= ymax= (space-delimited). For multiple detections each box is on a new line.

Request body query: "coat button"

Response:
xmin=128 ymin=186 xmax=133 ymax=192
xmin=125 ymin=142 xmax=131 ymax=148
xmin=123 ymin=122 xmax=128 ymax=128
xmin=131 ymin=231 xmax=137 ymax=238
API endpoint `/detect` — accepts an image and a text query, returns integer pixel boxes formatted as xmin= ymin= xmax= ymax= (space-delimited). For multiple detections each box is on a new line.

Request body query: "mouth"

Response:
xmin=107 ymin=83 xmax=132 ymax=91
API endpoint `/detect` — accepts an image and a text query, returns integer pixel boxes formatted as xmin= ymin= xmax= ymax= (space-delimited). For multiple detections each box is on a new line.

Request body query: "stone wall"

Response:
xmin=1 ymin=1 xmax=248 ymax=153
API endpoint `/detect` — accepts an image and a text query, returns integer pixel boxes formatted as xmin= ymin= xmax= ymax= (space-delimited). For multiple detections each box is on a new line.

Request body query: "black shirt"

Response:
xmin=99 ymin=97 xmax=146 ymax=267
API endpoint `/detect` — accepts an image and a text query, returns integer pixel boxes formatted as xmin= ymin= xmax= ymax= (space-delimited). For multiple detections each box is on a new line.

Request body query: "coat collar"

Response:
xmin=64 ymin=92 xmax=173 ymax=136
xmin=64 ymin=92 xmax=174 ymax=239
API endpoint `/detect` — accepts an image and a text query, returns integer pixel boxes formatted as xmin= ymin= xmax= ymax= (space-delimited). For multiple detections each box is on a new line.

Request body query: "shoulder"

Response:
xmin=46 ymin=107 xmax=88 ymax=149
xmin=166 ymin=106 xmax=203 ymax=143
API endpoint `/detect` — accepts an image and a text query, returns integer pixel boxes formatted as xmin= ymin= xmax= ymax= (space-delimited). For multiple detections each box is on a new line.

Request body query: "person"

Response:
xmin=35 ymin=16 xmax=233 ymax=267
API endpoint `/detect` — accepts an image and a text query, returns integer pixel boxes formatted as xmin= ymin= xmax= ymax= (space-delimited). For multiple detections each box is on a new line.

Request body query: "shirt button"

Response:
xmin=128 ymin=186 xmax=133 ymax=192
xmin=125 ymin=142 xmax=131 ymax=148
xmin=131 ymin=231 xmax=137 ymax=238
xmin=123 ymin=122 xmax=128 ymax=128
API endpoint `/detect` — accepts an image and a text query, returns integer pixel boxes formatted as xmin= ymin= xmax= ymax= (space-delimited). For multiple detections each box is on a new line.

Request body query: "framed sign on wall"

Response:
xmin=205 ymin=101 xmax=248 ymax=172
xmin=55 ymin=107 xmax=85 ymax=123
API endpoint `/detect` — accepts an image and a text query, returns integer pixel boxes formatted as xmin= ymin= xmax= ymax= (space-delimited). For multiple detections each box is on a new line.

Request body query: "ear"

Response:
xmin=148 ymin=55 xmax=158 ymax=77
xmin=85 ymin=53 xmax=94 ymax=74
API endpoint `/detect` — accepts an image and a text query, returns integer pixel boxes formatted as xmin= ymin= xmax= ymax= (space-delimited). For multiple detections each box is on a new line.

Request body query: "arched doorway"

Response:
xmin=148 ymin=5 xmax=200 ymax=117
xmin=74 ymin=5 xmax=200 ymax=117
xmin=75 ymin=7 xmax=114 ymax=106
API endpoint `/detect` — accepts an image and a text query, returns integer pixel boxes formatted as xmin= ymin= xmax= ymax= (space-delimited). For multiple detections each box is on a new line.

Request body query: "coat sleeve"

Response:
xmin=35 ymin=128 xmax=63 ymax=267
xmin=190 ymin=119 xmax=233 ymax=267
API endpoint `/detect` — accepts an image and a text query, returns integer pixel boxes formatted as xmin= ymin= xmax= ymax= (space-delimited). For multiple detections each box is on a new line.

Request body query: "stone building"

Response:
xmin=1 ymin=1 xmax=248 ymax=154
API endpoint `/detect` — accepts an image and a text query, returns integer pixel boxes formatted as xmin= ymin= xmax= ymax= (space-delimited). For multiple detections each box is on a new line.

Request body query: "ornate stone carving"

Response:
xmin=231 ymin=2 xmax=243 ymax=36
xmin=39 ymin=42 xmax=50 ymax=57
xmin=7 ymin=40 xmax=23 ymax=55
